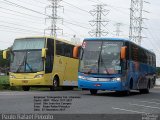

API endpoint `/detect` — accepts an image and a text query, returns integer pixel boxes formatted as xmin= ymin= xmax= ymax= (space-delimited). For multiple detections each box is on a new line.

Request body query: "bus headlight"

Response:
xmin=10 ymin=75 xmax=16 ymax=78
xmin=78 ymin=76 xmax=86 ymax=79
xmin=112 ymin=77 xmax=121 ymax=81
xmin=34 ymin=74 xmax=44 ymax=78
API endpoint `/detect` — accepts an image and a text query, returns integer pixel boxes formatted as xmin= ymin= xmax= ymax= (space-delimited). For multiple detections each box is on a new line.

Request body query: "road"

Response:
xmin=0 ymin=88 xmax=160 ymax=115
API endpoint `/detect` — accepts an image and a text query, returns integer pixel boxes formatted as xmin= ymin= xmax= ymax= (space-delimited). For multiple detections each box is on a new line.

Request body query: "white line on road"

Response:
xmin=150 ymin=99 xmax=160 ymax=102
xmin=112 ymin=107 xmax=147 ymax=114
xmin=130 ymin=103 xmax=160 ymax=110
xmin=140 ymin=101 xmax=160 ymax=105
xmin=0 ymin=92 xmax=43 ymax=96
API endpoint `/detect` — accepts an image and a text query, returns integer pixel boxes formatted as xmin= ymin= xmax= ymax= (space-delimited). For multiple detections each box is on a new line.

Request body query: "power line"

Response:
xmin=0 ymin=6 xmax=44 ymax=19
xmin=0 ymin=24 xmax=43 ymax=34
xmin=0 ymin=20 xmax=44 ymax=30
xmin=1 ymin=0 xmax=130 ymax=32
xmin=143 ymin=22 xmax=160 ymax=52
xmin=0 ymin=6 xmax=91 ymax=31
xmin=15 ymin=0 xmax=45 ymax=8
xmin=0 ymin=0 xmax=131 ymax=39
xmin=64 ymin=20 xmax=90 ymax=29
xmin=2 ymin=0 xmax=47 ymax=16
xmin=0 ymin=14 xmax=44 ymax=25
xmin=33 ymin=0 xmax=48 ymax=5
xmin=0 ymin=28 xmax=42 ymax=35
xmin=62 ymin=1 xmax=89 ymax=13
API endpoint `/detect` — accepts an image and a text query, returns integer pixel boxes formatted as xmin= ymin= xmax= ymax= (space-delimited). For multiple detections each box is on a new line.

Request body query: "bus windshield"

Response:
xmin=12 ymin=38 xmax=45 ymax=50
xmin=79 ymin=40 xmax=123 ymax=74
xmin=10 ymin=50 xmax=44 ymax=73
xmin=10 ymin=38 xmax=45 ymax=73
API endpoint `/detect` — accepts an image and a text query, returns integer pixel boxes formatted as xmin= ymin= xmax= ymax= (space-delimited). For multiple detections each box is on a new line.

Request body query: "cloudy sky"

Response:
xmin=0 ymin=0 xmax=160 ymax=66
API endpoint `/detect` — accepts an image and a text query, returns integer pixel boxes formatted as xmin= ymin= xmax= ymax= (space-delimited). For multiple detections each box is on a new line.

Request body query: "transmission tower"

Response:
xmin=44 ymin=0 xmax=63 ymax=37
xmin=89 ymin=4 xmax=109 ymax=37
xmin=129 ymin=0 xmax=149 ymax=45
xmin=114 ymin=23 xmax=123 ymax=37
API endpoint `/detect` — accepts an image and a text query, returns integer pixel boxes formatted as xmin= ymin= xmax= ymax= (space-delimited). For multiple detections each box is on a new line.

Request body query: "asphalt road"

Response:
xmin=0 ymin=87 xmax=160 ymax=115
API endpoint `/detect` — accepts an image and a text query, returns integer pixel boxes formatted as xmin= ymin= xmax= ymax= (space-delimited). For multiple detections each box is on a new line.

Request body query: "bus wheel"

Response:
xmin=119 ymin=90 xmax=130 ymax=96
xmin=90 ymin=89 xmax=98 ymax=95
xmin=50 ymin=77 xmax=59 ymax=91
xmin=62 ymin=86 xmax=74 ymax=90
xmin=139 ymin=81 xmax=150 ymax=94
xmin=124 ymin=90 xmax=130 ymax=96
xmin=139 ymin=89 xmax=149 ymax=94
xmin=22 ymin=86 xmax=30 ymax=91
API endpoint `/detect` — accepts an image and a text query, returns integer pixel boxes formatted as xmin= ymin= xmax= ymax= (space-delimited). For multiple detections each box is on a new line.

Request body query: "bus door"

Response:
xmin=44 ymin=38 xmax=54 ymax=85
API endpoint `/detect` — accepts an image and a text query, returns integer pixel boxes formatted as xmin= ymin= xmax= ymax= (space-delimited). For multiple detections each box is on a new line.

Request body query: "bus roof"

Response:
xmin=84 ymin=37 xmax=155 ymax=55
xmin=15 ymin=36 xmax=76 ymax=46
xmin=84 ymin=37 xmax=129 ymax=41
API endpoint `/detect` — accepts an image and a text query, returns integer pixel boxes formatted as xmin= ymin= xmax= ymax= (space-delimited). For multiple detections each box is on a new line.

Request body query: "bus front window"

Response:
xmin=10 ymin=51 xmax=44 ymax=73
xmin=79 ymin=40 xmax=123 ymax=74
xmin=99 ymin=42 xmax=122 ymax=74
xmin=79 ymin=41 xmax=101 ymax=74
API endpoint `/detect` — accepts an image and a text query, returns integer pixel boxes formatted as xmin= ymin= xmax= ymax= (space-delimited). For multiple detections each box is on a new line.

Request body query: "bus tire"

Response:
xmin=130 ymin=79 xmax=133 ymax=89
xmin=153 ymin=77 xmax=156 ymax=86
xmin=119 ymin=90 xmax=130 ymax=96
xmin=22 ymin=86 xmax=30 ymax=91
xmin=139 ymin=81 xmax=150 ymax=94
xmin=62 ymin=86 xmax=74 ymax=90
xmin=90 ymin=89 xmax=98 ymax=95
xmin=50 ymin=77 xmax=59 ymax=91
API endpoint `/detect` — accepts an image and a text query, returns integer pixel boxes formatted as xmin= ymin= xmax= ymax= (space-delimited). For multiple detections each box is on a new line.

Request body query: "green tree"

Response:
xmin=0 ymin=50 xmax=9 ymax=73
xmin=156 ymin=67 xmax=160 ymax=77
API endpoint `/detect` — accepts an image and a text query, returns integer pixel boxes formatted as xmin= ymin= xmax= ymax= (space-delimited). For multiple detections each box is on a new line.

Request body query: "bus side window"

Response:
xmin=56 ymin=41 xmax=65 ymax=56
xmin=64 ymin=44 xmax=74 ymax=58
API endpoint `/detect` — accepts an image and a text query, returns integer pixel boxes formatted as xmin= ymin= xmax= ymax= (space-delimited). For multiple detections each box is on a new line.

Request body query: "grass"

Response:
xmin=0 ymin=76 xmax=9 ymax=85
xmin=0 ymin=76 xmax=80 ymax=91
xmin=0 ymin=76 xmax=21 ymax=90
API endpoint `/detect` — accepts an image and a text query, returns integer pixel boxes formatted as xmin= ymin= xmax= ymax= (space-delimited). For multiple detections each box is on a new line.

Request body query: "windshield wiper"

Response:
xmin=25 ymin=62 xmax=33 ymax=72
xmin=100 ymin=57 xmax=110 ymax=74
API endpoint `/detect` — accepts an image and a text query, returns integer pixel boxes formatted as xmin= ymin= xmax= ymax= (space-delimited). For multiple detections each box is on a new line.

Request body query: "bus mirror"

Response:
xmin=41 ymin=48 xmax=47 ymax=58
xmin=120 ymin=46 xmax=127 ymax=60
xmin=3 ymin=50 xmax=8 ymax=59
xmin=73 ymin=46 xmax=81 ymax=59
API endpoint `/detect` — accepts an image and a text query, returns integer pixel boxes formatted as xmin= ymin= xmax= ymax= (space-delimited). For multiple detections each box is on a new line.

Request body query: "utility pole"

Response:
xmin=114 ymin=23 xmax=123 ymax=37
xmin=129 ymin=0 xmax=149 ymax=45
xmin=89 ymin=4 xmax=109 ymax=37
xmin=45 ymin=0 xmax=63 ymax=37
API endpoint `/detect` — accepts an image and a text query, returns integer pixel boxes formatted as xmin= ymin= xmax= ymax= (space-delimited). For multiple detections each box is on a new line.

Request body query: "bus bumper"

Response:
xmin=78 ymin=79 xmax=123 ymax=91
xmin=10 ymin=78 xmax=50 ymax=86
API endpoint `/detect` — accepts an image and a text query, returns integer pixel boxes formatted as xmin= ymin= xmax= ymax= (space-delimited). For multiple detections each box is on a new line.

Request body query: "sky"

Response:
xmin=0 ymin=0 xmax=160 ymax=66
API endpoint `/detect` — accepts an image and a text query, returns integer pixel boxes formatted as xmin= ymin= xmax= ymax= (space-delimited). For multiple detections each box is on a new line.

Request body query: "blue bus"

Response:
xmin=78 ymin=38 xmax=156 ymax=95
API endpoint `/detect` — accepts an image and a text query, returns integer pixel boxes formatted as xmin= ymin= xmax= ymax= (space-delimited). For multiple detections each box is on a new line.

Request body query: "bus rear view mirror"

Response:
xmin=120 ymin=46 xmax=127 ymax=60
xmin=41 ymin=48 xmax=47 ymax=58
xmin=73 ymin=45 xmax=81 ymax=59
xmin=3 ymin=50 xmax=8 ymax=59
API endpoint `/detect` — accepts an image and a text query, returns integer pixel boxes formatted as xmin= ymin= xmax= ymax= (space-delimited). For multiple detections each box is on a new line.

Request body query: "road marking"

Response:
xmin=130 ymin=103 xmax=160 ymax=110
xmin=0 ymin=92 xmax=43 ymax=96
xmin=140 ymin=101 xmax=160 ymax=105
xmin=112 ymin=107 xmax=146 ymax=114
xmin=150 ymin=99 xmax=160 ymax=102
